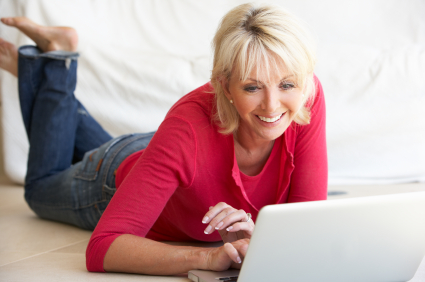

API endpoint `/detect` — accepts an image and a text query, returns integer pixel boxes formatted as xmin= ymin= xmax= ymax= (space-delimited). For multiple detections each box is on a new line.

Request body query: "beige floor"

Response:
xmin=1 ymin=182 xmax=425 ymax=281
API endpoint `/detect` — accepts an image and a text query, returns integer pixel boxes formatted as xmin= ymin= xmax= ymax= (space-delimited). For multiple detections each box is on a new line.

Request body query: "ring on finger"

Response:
xmin=245 ymin=213 xmax=252 ymax=222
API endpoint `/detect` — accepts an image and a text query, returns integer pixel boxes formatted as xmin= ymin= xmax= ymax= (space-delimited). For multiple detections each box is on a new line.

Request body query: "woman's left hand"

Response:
xmin=202 ymin=202 xmax=255 ymax=243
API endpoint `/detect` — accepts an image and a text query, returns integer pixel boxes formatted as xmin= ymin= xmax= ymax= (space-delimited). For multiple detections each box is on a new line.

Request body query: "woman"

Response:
xmin=0 ymin=3 xmax=327 ymax=275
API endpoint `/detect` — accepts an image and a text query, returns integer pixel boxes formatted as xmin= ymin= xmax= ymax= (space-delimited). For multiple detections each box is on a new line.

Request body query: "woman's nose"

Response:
xmin=261 ymin=89 xmax=280 ymax=112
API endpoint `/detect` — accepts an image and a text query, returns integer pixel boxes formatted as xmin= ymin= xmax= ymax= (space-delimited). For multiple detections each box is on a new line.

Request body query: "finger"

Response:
xmin=204 ymin=207 xmax=237 ymax=234
xmin=211 ymin=208 xmax=238 ymax=230
xmin=226 ymin=221 xmax=254 ymax=235
xmin=215 ymin=209 xmax=250 ymax=231
xmin=239 ymin=241 xmax=249 ymax=257
xmin=223 ymin=242 xmax=242 ymax=264
xmin=202 ymin=202 xmax=228 ymax=224
xmin=233 ymin=239 xmax=250 ymax=258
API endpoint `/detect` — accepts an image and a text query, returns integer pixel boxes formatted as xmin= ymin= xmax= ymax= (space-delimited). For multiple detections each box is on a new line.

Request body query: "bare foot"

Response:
xmin=1 ymin=17 xmax=78 ymax=53
xmin=0 ymin=38 xmax=18 ymax=77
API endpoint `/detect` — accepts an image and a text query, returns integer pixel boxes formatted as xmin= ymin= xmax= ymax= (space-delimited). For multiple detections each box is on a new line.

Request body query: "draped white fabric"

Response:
xmin=0 ymin=0 xmax=424 ymax=184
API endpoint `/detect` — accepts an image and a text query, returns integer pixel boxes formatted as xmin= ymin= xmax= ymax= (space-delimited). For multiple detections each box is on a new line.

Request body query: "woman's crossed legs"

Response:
xmin=0 ymin=17 xmax=153 ymax=230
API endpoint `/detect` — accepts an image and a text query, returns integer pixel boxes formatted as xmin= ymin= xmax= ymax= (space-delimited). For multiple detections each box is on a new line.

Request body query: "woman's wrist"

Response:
xmin=192 ymin=247 xmax=214 ymax=270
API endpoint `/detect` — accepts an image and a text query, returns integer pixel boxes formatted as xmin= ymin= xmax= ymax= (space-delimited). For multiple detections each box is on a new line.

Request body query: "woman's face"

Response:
xmin=224 ymin=65 xmax=304 ymax=143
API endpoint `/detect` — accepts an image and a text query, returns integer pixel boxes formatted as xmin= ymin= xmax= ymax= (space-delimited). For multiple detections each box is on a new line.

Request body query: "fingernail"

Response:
xmin=202 ymin=216 xmax=209 ymax=223
xmin=215 ymin=222 xmax=224 ymax=230
xmin=237 ymin=256 xmax=241 ymax=263
xmin=204 ymin=225 xmax=212 ymax=234
xmin=226 ymin=226 xmax=233 ymax=231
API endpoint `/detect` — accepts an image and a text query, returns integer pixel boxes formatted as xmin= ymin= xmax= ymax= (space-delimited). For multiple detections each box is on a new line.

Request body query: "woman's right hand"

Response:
xmin=206 ymin=238 xmax=250 ymax=271
xmin=202 ymin=203 xmax=255 ymax=243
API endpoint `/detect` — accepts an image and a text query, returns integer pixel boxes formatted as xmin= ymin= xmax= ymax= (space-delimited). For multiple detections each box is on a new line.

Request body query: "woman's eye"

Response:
xmin=244 ymin=86 xmax=259 ymax=92
xmin=281 ymin=83 xmax=295 ymax=90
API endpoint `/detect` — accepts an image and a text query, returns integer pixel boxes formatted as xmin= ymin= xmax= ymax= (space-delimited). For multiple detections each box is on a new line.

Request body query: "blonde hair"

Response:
xmin=211 ymin=3 xmax=317 ymax=134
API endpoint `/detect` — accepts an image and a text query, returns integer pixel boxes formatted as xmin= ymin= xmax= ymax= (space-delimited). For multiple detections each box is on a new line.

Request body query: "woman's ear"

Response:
xmin=219 ymin=76 xmax=232 ymax=101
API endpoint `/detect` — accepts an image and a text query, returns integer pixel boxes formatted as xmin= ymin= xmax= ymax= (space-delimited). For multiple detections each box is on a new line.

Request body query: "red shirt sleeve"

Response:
xmin=86 ymin=116 xmax=197 ymax=272
xmin=287 ymin=76 xmax=328 ymax=202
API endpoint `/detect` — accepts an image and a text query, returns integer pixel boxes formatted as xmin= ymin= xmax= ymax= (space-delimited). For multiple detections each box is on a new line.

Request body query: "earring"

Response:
xmin=230 ymin=100 xmax=233 ymax=104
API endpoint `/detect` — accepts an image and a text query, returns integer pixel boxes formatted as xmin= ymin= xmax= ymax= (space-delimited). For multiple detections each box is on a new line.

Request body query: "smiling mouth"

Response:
xmin=256 ymin=113 xmax=285 ymax=123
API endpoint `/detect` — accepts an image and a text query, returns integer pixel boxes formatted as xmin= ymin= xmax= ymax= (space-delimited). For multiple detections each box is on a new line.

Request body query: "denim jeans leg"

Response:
xmin=18 ymin=46 xmax=156 ymax=230
xmin=16 ymin=46 xmax=118 ymax=229
xmin=17 ymin=46 xmax=112 ymax=185
xmin=73 ymin=101 xmax=113 ymax=161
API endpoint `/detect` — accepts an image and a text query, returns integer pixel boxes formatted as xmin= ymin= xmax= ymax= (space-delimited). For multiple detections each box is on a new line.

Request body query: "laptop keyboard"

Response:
xmin=215 ymin=275 xmax=238 ymax=281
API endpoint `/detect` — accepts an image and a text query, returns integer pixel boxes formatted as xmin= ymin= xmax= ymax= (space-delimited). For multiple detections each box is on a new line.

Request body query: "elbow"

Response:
xmin=85 ymin=237 xmax=107 ymax=273
xmin=85 ymin=240 xmax=99 ymax=272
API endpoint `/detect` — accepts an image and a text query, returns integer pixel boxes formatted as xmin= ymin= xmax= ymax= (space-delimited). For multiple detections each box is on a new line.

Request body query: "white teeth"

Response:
xmin=258 ymin=114 xmax=283 ymax=123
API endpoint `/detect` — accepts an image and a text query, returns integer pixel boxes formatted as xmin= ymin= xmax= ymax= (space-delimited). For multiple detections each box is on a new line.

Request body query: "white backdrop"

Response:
xmin=0 ymin=0 xmax=424 ymax=185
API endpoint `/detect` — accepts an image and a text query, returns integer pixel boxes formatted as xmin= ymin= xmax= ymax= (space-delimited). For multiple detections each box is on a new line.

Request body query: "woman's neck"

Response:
xmin=233 ymin=130 xmax=275 ymax=176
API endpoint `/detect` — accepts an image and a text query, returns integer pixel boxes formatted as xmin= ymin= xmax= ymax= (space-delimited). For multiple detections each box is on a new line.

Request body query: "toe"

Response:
xmin=1 ymin=18 xmax=15 ymax=26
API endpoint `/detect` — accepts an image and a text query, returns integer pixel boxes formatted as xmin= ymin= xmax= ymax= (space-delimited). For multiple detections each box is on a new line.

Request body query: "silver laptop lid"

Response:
xmin=238 ymin=191 xmax=425 ymax=282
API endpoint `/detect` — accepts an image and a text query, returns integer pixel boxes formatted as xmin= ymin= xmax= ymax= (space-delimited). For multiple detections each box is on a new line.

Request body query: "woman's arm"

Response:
xmin=86 ymin=114 xmax=249 ymax=274
xmin=86 ymin=117 xmax=198 ymax=273
xmin=103 ymin=234 xmax=249 ymax=275
xmin=103 ymin=234 xmax=207 ymax=274
xmin=103 ymin=202 xmax=254 ymax=274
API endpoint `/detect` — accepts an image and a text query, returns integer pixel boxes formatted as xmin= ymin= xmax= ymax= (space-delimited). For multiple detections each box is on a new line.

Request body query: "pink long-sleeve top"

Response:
xmin=86 ymin=78 xmax=327 ymax=272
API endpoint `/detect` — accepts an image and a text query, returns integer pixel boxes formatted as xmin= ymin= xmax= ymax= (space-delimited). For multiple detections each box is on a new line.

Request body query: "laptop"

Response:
xmin=188 ymin=191 xmax=425 ymax=282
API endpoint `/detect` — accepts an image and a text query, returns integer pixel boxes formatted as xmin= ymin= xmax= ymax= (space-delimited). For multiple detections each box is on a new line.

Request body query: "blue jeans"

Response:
xmin=18 ymin=46 xmax=154 ymax=230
